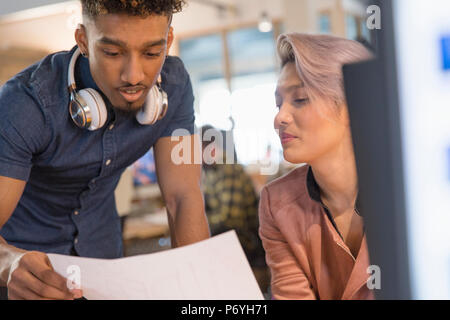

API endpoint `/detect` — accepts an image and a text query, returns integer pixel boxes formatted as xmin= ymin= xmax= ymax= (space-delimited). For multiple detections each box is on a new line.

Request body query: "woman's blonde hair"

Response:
xmin=277 ymin=33 xmax=374 ymax=104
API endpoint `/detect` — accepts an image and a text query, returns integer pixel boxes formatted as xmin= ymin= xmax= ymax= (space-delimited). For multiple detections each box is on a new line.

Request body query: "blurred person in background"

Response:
xmin=201 ymin=125 xmax=270 ymax=294
xmin=259 ymin=33 xmax=374 ymax=300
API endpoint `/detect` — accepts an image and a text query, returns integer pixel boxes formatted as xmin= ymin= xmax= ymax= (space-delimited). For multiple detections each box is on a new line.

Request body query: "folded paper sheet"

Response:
xmin=48 ymin=231 xmax=264 ymax=300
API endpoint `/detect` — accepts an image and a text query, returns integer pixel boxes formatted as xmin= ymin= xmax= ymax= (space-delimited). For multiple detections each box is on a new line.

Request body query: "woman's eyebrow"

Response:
xmin=285 ymin=84 xmax=305 ymax=92
xmin=275 ymin=84 xmax=305 ymax=96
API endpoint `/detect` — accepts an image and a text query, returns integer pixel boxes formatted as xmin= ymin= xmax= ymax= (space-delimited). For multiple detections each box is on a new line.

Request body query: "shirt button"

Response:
xmin=74 ymin=210 xmax=79 ymax=216
xmin=106 ymin=159 xmax=112 ymax=166
xmin=74 ymin=238 xmax=78 ymax=244
xmin=109 ymin=124 xmax=115 ymax=130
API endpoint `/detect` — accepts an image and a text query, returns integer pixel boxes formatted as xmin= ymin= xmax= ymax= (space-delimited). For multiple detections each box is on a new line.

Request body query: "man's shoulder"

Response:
xmin=161 ymin=55 xmax=190 ymax=86
xmin=0 ymin=49 xmax=73 ymax=144
xmin=1 ymin=49 xmax=71 ymax=106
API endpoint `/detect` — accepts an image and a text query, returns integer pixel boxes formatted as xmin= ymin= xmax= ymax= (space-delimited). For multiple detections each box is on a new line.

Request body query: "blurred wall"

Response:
xmin=172 ymin=0 xmax=284 ymax=37
xmin=0 ymin=0 xmax=368 ymax=55
xmin=0 ymin=0 xmax=68 ymax=15
xmin=0 ymin=47 xmax=49 ymax=85
xmin=0 ymin=1 xmax=80 ymax=53
xmin=282 ymin=0 xmax=366 ymax=36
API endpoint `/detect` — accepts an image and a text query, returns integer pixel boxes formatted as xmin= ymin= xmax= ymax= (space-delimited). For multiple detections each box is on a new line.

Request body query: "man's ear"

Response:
xmin=75 ymin=24 xmax=89 ymax=56
xmin=166 ymin=26 xmax=174 ymax=54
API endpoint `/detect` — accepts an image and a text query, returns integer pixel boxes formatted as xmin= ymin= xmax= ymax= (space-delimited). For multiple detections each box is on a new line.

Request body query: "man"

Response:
xmin=0 ymin=0 xmax=209 ymax=300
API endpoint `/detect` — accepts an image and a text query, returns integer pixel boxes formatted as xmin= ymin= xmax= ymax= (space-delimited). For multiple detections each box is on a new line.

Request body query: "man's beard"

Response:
xmin=113 ymin=102 xmax=144 ymax=118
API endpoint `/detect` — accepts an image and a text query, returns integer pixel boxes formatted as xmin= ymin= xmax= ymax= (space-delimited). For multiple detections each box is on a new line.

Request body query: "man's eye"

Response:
xmin=145 ymin=52 xmax=161 ymax=57
xmin=103 ymin=50 xmax=119 ymax=57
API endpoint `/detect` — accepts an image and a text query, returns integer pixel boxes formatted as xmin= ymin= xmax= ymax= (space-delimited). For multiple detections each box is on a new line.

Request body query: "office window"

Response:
xmin=346 ymin=13 xmax=372 ymax=43
xmin=319 ymin=13 xmax=332 ymax=34
xmin=179 ymin=33 xmax=224 ymax=82
xmin=228 ymin=27 xmax=276 ymax=79
xmin=227 ymin=27 xmax=280 ymax=165
xmin=179 ymin=34 xmax=232 ymax=130
xmin=360 ymin=17 xmax=371 ymax=42
xmin=346 ymin=14 xmax=359 ymax=40
xmin=230 ymin=73 xmax=280 ymax=165
xmin=179 ymin=25 xmax=282 ymax=166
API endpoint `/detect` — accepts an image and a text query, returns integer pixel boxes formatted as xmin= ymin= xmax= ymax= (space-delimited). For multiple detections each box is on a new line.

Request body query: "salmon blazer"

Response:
xmin=259 ymin=165 xmax=375 ymax=300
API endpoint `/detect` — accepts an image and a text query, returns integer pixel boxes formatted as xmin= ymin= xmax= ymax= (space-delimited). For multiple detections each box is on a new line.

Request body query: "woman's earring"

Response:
xmin=81 ymin=51 xmax=88 ymax=58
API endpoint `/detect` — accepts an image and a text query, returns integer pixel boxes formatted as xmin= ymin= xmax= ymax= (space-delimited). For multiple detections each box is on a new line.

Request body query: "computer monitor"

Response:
xmin=344 ymin=0 xmax=450 ymax=299
xmin=131 ymin=148 xmax=158 ymax=186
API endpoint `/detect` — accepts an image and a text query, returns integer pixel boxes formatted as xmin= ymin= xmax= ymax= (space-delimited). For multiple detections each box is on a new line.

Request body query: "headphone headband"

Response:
xmin=68 ymin=47 xmax=81 ymax=92
xmin=68 ymin=46 xmax=168 ymax=130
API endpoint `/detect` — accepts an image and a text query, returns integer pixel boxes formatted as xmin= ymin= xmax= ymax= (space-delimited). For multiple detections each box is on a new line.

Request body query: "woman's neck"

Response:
xmin=309 ymin=136 xmax=358 ymax=217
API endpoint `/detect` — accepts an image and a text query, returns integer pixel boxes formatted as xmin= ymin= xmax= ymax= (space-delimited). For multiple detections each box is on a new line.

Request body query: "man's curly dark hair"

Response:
xmin=80 ymin=0 xmax=187 ymax=19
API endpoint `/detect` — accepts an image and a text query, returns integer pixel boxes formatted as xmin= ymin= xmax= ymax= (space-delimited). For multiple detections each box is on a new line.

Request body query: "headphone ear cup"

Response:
xmin=78 ymin=88 xmax=107 ymax=131
xmin=136 ymin=86 xmax=162 ymax=125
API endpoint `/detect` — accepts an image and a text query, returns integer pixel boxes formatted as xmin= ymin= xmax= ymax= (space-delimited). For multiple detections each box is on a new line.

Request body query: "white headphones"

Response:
xmin=68 ymin=47 xmax=168 ymax=130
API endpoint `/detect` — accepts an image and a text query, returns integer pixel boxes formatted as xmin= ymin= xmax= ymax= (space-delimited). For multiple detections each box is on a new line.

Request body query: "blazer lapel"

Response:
xmin=340 ymin=234 xmax=372 ymax=299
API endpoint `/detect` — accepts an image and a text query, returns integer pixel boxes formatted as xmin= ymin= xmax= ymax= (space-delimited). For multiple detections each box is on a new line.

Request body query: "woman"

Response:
xmin=259 ymin=33 xmax=374 ymax=300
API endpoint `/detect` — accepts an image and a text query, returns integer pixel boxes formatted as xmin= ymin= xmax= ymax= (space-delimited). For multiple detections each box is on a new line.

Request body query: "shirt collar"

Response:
xmin=71 ymin=46 xmax=101 ymax=92
xmin=306 ymin=165 xmax=363 ymax=217
xmin=306 ymin=165 xmax=322 ymax=203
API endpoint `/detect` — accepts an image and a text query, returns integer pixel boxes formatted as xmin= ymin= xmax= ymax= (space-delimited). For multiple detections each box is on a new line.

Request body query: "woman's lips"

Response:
xmin=281 ymin=132 xmax=297 ymax=145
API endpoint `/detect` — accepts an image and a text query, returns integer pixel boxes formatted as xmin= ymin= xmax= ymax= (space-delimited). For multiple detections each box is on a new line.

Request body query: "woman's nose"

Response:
xmin=274 ymin=105 xmax=293 ymax=129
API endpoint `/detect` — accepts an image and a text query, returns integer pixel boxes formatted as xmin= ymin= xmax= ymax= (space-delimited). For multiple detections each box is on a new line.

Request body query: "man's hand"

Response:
xmin=7 ymin=251 xmax=83 ymax=300
xmin=1 ymin=175 xmax=81 ymax=299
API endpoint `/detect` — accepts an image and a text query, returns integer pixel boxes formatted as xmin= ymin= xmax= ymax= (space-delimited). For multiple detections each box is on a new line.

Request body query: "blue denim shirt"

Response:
xmin=0 ymin=46 xmax=195 ymax=258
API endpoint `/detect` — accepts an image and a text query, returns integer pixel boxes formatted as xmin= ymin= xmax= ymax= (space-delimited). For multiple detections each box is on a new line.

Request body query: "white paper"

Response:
xmin=48 ymin=230 xmax=264 ymax=300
